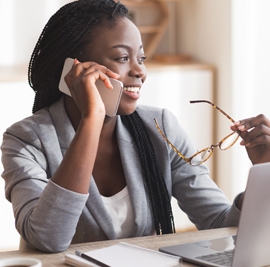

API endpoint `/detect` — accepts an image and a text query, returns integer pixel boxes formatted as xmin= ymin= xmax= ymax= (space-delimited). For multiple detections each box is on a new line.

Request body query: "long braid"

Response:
xmin=29 ymin=0 xmax=175 ymax=235
xmin=121 ymin=111 xmax=175 ymax=235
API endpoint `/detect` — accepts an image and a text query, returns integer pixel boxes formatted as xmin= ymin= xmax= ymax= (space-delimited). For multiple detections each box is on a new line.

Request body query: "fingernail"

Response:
xmin=246 ymin=142 xmax=250 ymax=147
xmin=234 ymin=121 xmax=240 ymax=125
xmin=238 ymin=125 xmax=245 ymax=130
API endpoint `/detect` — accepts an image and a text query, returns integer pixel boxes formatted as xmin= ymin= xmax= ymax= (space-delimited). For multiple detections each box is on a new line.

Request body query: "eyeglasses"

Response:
xmin=154 ymin=100 xmax=239 ymax=166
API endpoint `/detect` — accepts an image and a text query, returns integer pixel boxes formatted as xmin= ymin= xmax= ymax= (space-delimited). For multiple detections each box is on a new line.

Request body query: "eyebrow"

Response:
xmin=110 ymin=44 xmax=143 ymax=50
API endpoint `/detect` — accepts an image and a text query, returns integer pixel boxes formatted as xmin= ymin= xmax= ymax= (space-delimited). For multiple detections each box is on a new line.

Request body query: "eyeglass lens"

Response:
xmin=190 ymin=132 xmax=239 ymax=166
xmin=219 ymin=132 xmax=239 ymax=150
xmin=190 ymin=148 xmax=212 ymax=166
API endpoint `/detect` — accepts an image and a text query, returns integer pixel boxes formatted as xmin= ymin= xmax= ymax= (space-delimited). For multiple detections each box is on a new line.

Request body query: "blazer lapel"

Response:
xmin=116 ymin=116 xmax=152 ymax=237
xmin=50 ymin=98 xmax=116 ymax=239
xmin=85 ymin=177 xmax=117 ymax=240
xmin=49 ymin=100 xmax=152 ymax=239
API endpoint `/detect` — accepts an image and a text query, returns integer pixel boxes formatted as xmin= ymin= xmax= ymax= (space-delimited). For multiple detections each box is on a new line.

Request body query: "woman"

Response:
xmin=1 ymin=0 xmax=270 ymax=252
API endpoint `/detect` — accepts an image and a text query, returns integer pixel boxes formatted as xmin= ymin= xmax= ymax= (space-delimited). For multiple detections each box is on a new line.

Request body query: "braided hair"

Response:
xmin=29 ymin=0 xmax=128 ymax=113
xmin=29 ymin=0 xmax=175 ymax=235
xmin=121 ymin=112 xmax=175 ymax=234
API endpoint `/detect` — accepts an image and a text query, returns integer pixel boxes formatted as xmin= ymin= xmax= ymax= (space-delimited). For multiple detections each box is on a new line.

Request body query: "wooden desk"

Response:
xmin=0 ymin=227 xmax=236 ymax=267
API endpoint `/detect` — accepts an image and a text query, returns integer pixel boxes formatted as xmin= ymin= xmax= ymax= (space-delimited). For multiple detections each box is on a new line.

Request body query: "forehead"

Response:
xmin=84 ymin=17 xmax=143 ymax=55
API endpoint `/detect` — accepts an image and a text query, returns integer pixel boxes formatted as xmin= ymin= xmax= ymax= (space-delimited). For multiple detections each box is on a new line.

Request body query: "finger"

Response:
xmin=239 ymin=130 xmax=247 ymax=140
xmin=64 ymin=59 xmax=79 ymax=86
xmin=82 ymin=65 xmax=103 ymax=76
xmin=233 ymin=114 xmax=270 ymax=131
xmin=79 ymin=61 xmax=120 ymax=79
xmin=230 ymin=124 xmax=246 ymax=133
xmin=80 ymin=67 xmax=113 ymax=89
xmin=233 ymin=130 xmax=247 ymax=144
xmin=244 ymin=135 xmax=270 ymax=148
xmin=83 ymin=69 xmax=114 ymax=89
xmin=68 ymin=60 xmax=99 ymax=79
xmin=70 ymin=61 xmax=111 ymax=83
xmin=230 ymin=125 xmax=238 ymax=132
xmin=240 ymin=124 xmax=270 ymax=145
xmin=74 ymin=58 xmax=80 ymax=66
xmin=65 ymin=58 xmax=79 ymax=77
xmin=98 ymin=73 xmax=114 ymax=89
xmin=229 ymin=125 xmax=247 ymax=145
xmin=72 ymin=60 xmax=87 ymax=78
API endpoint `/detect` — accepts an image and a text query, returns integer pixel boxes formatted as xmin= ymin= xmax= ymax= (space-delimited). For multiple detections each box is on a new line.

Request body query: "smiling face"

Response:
xmin=79 ymin=17 xmax=147 ymax=115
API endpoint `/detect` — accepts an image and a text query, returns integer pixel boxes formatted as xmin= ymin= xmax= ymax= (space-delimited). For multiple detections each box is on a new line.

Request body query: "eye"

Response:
xmin=138 ymin=56 xmax=147 ymax=64
xmin=116 ymin=56 xmax=129 ymax=62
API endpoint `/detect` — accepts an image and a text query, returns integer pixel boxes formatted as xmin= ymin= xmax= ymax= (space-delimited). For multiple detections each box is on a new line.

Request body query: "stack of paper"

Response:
xmin=64 ymin=242 xmax=182 ymax=267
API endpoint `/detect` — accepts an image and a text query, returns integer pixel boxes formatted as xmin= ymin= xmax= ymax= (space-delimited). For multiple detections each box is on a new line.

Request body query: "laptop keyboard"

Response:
xmin=195 ymin=249 xmax=234 ymax=266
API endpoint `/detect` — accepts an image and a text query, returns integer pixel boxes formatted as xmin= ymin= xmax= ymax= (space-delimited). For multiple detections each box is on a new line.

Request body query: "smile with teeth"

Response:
xmin=124 ymin=87 xmax=140 ymax=93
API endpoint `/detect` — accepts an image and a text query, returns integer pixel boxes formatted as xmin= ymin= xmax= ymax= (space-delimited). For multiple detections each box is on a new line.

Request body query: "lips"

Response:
xmin=123 ymin=86 xmax=140 ymax=100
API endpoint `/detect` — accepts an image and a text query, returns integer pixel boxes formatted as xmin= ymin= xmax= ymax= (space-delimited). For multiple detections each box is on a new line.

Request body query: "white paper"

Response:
xmin=84 ymin=242 xmax=181 ymax=267
xmin=64 ymin=254 xmax=100 ymax=267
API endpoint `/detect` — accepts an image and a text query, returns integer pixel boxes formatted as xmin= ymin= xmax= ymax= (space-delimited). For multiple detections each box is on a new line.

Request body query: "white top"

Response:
xmin=101 ymin=186 xmax=135 ymax=239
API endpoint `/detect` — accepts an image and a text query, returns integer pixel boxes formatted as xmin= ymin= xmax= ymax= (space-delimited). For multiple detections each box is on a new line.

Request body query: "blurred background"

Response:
xmin=1 ymin=0 xmax=270 ymax=251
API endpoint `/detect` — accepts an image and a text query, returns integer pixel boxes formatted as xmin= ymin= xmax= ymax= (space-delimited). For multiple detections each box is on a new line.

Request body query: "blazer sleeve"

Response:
xmin=1 ymin=119 xmax=88 ymax=252
xmin=160 ymin=108 xmax=241 ymax=230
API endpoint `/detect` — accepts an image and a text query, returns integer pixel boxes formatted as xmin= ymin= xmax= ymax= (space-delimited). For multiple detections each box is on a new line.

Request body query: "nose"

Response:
xmin=129 ymin=62 xmax=146 ymax=79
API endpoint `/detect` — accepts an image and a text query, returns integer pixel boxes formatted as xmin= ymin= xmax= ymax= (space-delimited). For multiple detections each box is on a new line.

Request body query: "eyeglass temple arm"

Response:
xmin=190 ymin=100 xmax=235 ymax=123
xmin=154 ymin=118 xmax=190 ymax=163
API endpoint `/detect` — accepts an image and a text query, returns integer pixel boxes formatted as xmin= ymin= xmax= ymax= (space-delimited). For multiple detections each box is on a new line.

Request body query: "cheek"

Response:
xmin=142 ymin=70 xmax=147 ymax=83
xmin=100 ymin=61 xmax=125 ymax=78
xmin=111 ymin=68 xmax=128 ymax=84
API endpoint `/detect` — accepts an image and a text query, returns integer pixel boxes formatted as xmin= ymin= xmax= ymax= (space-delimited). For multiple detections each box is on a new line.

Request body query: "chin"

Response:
xmin=117 ymin=104 xmax=137 ymax=116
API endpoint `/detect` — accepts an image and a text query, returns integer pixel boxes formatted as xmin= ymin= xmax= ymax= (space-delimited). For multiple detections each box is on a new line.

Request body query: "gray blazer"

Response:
xmin=1 ymin=98 xmax=241 ymax=252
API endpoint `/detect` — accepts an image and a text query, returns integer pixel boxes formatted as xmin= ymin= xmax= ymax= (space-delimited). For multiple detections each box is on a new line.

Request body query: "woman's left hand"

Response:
xmin=231 ymin=114 xmax=270 ymax=165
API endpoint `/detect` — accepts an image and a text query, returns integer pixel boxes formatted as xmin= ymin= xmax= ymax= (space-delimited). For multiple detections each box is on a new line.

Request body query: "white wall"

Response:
xmin=0 ymin=81 xmax=34 ymax=251
xmin=0 ymin=0 xmax=72 ymax=251
xmin=0 ymin=0 xmax=71 ymax=66
xmin=175 ymin=0 xmax=270 ymax=201
xmin=231 ymin=0 xmax=270 ymax=195
xmin=174 ymin=0 xmax=240 ymax=200
xmin=139 ymin=65 xmax=214 ymax=231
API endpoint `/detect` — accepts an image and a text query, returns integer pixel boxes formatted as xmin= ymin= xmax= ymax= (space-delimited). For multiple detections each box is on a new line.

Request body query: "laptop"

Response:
xmin=160 ymin=162 xmax=270 ymax=267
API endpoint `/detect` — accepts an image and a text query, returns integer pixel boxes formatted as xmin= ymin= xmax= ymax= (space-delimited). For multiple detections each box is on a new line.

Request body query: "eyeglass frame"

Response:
xmin=154 ymin=100 xmax=240 ymax=166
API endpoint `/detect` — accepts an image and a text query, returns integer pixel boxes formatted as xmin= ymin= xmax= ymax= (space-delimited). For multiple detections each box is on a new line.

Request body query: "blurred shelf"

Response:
xmin=0 ymin=60 xmax=215 ymax=83
xmin=145 ymin=60 xmax=215 ymax=71
xmin=122 ymin=0 xmax=183 ymax=5
xmin=123 ymin=0 xmax=169 ymax=59
xmin=0 ymin=61 xmax=215 ymax=83
xmin=122 ymin=1 xmax=156 ymax=6
xmin=138 ymin=26 xmax=161 ymax=34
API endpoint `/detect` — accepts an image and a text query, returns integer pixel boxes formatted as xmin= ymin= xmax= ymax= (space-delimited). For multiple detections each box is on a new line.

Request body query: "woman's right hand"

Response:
xmin=53 ymin=59 xmax=120 ymax=194
xmin=64 ymin=59 xmax=120 ymax=119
